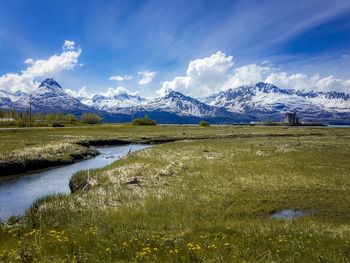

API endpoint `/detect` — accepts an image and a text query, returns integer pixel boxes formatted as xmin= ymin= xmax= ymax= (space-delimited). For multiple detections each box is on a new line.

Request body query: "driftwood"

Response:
xmin=126 ymin=177 xmax=143 ymax=188
xmin=82 ymin=171 xmax=92 ymax=191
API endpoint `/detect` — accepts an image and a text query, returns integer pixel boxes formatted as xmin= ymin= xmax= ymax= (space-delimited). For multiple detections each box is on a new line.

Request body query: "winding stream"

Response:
xmin=0 ymin=144 xmax=148 ymax=221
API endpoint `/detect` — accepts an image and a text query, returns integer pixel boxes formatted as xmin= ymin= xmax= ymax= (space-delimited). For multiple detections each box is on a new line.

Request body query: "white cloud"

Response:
xmin=187 ymin=51 xmax=233 ymax=76
xmin=109 ymin=75 xmax=133 ymax=81
xmin=24 ymin=58 xmax=34 ymax=65
xmin=265 ymin=72 xmax=316 ymax=90
xmin=66 ymin=85 xmax=137 ymax=99
xmin=138 ymin=71 xmax=157 ymax=85
xmin=159 ymin=51 xmax=234 ymax=97
xmin=0 ymin=40 xmax=82 ymax=93
xmin=264 ymin=72 xmax=350 ymax=92
xmin=102 ymin=86 xmax=135 ymax=97
xmin=225 ymin=64 xmax=272 ymax=89
xmin=25 ymin=42 xmax=81 ymax=77
xmin=0 ymin=73 xmax=37 ymax=93
xmin=63 ymin=40 xmax=76 ymax=51
xmin=65 ymin=86 xmax=90 ymax=98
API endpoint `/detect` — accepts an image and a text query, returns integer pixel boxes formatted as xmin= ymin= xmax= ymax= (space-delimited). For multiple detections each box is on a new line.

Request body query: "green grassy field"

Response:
xmin=0 ymin=125 xmax=350 ymax=262
xmin=0 ymin=124 xmax=340 ymax=155
xmin=0 ymin=124 xmax=332 ymax=176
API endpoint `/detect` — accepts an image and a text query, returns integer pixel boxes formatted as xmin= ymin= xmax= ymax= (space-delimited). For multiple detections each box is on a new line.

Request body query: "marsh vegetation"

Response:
xmin=0 ymin=125 xmax=349 ymax=262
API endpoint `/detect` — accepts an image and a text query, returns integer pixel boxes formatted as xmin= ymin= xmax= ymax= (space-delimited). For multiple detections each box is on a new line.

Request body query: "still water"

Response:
xmin=0 ymin=144 xmax=148 ymax=221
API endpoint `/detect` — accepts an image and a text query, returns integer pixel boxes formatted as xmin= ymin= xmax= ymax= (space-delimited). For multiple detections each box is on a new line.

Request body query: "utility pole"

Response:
xmin=29 ymin=95 xmax=32 ymax=124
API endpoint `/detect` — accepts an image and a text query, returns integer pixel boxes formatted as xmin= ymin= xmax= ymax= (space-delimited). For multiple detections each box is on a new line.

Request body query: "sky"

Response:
xmin=0 ymin=0 xmax=350 ymax=98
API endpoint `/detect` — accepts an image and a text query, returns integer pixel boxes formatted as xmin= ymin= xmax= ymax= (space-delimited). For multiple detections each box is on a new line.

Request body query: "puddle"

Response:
xmin=271 ymin=209 xmax=309 ymax=220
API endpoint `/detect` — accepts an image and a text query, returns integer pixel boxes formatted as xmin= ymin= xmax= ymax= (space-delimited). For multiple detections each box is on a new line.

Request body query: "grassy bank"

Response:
xmin=0 ymin=143 xmax=98 ymax=176
xmin=0 ymin=126 xmax=350 ymax=261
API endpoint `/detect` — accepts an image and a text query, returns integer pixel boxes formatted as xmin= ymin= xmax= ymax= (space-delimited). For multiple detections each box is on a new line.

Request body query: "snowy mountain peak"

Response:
xmin=14 ymin=78 xmax=92 ymax=113
xmin=113 ymin=93 xmax=130 ymax=100
xmin=163 ymin=90 xmax=192 ymax=100
xmin=255 ymin=82 xmax=276 ymax=89
xmin=92 ymin=94 xmax=107 ymax=102
xmin=13 ymin=90 xmax=28 ymax=97
xmin=38 ymin=78 xmax=63 ymax=90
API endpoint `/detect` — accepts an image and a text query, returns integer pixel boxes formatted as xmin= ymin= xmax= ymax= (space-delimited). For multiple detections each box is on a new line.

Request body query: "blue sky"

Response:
xmin=0 ymin=0 xmax=350 ymax=97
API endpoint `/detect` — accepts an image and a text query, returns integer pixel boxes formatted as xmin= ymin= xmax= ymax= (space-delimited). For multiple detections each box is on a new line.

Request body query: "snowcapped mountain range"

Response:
xmin=82 ymin=93 xmax=148 ymax=113
xmin=203 ymin=82 xmax=350 ymax=121
xmin=125 ymin=90 xmax=232 ymax=117
xmin=1 ymin=78 xmax=349 ymax=123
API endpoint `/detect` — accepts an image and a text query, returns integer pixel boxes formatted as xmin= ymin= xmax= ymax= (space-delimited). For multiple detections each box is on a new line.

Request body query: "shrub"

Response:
xmin=132 ymin=115 xmax=157 ymax=126
xmin=65 ymin=114 xmax=77 ymax=124
xmin=7 ymin=215 xmax=20 ymax=225
xmin=69 ymin=170 xmax=91 ymax=193
xmin=52 ymin=122 xmax=65 ymax=127
xmin=81 ymin=113 xmax=102 ymax=124
xmin=199 ymin=120 xmax=209 ymax=126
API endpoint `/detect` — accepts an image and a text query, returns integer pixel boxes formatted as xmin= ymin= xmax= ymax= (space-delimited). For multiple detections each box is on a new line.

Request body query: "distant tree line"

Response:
xmin=0 ymin=109 xmax=102 ymax=127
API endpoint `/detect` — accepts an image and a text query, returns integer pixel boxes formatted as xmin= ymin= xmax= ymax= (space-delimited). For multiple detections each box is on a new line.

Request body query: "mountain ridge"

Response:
xmin=1 ymin=78 xmax=350 ymax=123
xmin=204 ymin=82 xmax=350 ymax=121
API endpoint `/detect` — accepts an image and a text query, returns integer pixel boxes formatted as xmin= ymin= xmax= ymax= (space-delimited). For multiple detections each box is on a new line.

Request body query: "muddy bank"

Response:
xmin=78 ymin=132 xmax=324 ymax=146
xmin=76 ymin=137 xmax=180 ymax=147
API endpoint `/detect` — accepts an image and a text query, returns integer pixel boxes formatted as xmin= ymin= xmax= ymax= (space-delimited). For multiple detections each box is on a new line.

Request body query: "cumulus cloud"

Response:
xmin=159 ymin=51 xmax=234 ymax=97
xmin=109 ymin=75 xmax=133 ymax=81
xmin=101 ymin=86 xmax=137 ymax=97
xmin=24 ymin=58 xmax=34 ymax=65
xmin=138 ymin=71 xmax=157 ymax=85
xmin=265 ymin=72 xmax=316 ymax=90
xmin=0 ymin=40 xmax=82 ymax=93
xmin=226 ymin=64 xmax=272 ymax=89
xmin=0 ymin=74 xmax=37 ymax=93
xmin=65 ymin=86 xmax=90 ymax=98
xmin=158 ymin=51 xmax=350 ymax=97
xmin=66 ymin=85 xmax=137 ymax=99
xmin=265 ymin=73 xmax=350 ymax=93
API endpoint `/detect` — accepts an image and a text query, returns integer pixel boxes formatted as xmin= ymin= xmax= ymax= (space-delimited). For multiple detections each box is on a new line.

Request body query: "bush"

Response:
xmin=81 ymin=113 xmax=102 ymax=124
xmin=199 ymin=120 xmax=210 ymax=126
xmin=132 ymin=115 xmax=157 ymax=126
xmin=69 ymin=171 xmax=91 ymax=193
xmin=65 ymin=114 xmax=77 ymax=124
xmin=7 ymin=215 xmax=20 ymax=225
xmin=52 ymin=122 xmax=65 ymax=127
